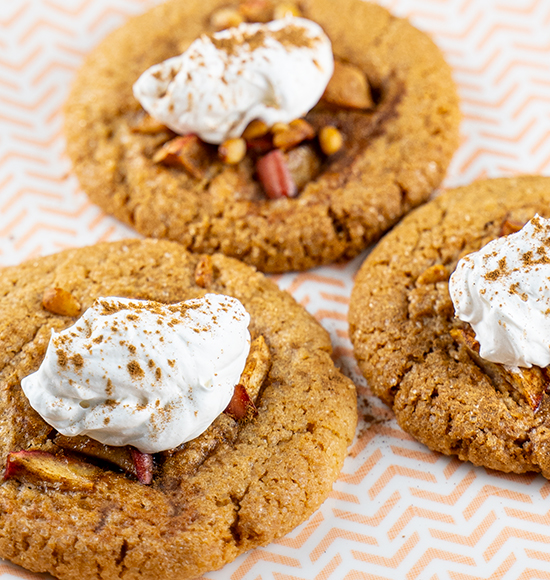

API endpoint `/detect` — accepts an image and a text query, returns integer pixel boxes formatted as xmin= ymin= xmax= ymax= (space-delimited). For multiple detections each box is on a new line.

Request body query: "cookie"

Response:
xmin=64 ymin=0 xmax=460 ymax=273
xmin=0 ymin=239 xmax=357 ymax=580
xmin=349 ymin=176 xmax=550 ymax=478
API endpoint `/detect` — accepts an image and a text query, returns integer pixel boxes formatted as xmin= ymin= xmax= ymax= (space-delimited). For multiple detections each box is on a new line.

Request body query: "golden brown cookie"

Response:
xmin=0 ymin=239 xmax=357 ymax=580
xmin=349 ymin=176 xmax=550 ymax=478
xmin=64 ymin=0 xmax=460 ymax=273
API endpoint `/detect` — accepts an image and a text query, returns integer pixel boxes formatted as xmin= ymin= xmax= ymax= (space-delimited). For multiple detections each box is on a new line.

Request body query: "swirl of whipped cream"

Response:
xmin=21 ymin=294 xmax=250 ymax=453
xmin=449 ymin=215 xmax=550 ymax=368
xmin=133 ymin=17 xmax=333 ymax=144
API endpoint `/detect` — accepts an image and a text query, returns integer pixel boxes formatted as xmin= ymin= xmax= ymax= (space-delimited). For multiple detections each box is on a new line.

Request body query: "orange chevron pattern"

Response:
xmin=1 ymin=0 xmax=550 ymax=579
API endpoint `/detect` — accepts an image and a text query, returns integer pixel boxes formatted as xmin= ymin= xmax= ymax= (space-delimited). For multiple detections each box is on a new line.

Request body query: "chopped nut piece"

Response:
xmin=256 ymin=149 xmax=297 ymax=199
xmin=273 ymin=1 xmax=301 ymax=18
xmin=242 ymin=119 xmax=269 ymax=140
xmin=4 ymin=450 xmax=99 ymax=491
xmin=210 ymin=6 xmax=245 ymax=30
xmin=42 ymin=287 xmax=81 ymax=317
xmin=273 ymin=119 xmax=315 ymax=151
xmin=239 ymin=0 xmax=274 ymax=22
xmin=318 ymin=125 xmax=343 ymax=155
xmin=219 ymin=138 xmax=247 ymax=164
xmin=500 ymin=218 xmax=525 ymax=237
xmin=130 ymin=114 xmax=170 ymax=134
xmin=153 ymin=135 xmax=211 ymax=179
xmin=194 ymin=255 xmax=214 ymax=288
xmin=323 ymin=60 xmax=373 ymax=109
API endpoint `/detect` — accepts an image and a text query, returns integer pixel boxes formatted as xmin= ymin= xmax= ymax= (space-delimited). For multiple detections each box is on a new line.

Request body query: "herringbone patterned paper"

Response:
xmin=1 ymin=0 xmax=550 ymax=578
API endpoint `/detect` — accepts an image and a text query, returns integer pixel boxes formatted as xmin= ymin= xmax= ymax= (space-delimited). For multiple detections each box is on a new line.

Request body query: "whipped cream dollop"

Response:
xmin=21 ymin=294 xmax=250 ymax=453
xmin=449 ymin=215 xmax=550 ymax=368
xmin=133 ymin=17 xmax=333 ymax=144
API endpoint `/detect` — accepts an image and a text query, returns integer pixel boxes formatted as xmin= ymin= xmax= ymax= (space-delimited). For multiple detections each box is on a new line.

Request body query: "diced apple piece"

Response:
xmin=272 ymin=119 xmax=315 ymax=151
xmin=223 ymin=335 xmax=270 ymax=420
xmin=224 ymin=384 xmax=257 ymax=420
xmin=42 ymin=288 xmax=81 ymax=317
xmin=239 ymin=335 xmax=271 ymax=402
xmin=153 ymin=135 xmax=212 ymax=179
xmin=323 ymin=60 xmax=373 ymax=109
xmin=284 ymin=145 xmax=321 ymax=191
xmin=450 ymin=326 xmax=480 ymax=353
xmin=4 ymin=450 xmax=98 ymax=491
xmin=246 ymin=134 xmax=273 ymax=155
xmin=129 ymin=448 xmax=154 ymax=485
xmin=256 ymin=149 xmax=297 ymax=199
xmin=499 ymin=218 xmax=525 ymax=237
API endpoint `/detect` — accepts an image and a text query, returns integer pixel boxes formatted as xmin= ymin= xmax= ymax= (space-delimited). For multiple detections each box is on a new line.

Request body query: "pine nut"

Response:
xmin=219 ymin=138 xmax=247 ymax=164
xmin=319 ymin=125 xmax=343 ymax=155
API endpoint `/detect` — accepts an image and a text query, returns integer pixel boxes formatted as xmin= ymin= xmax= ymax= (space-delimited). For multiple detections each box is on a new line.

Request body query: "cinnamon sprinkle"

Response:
xmin=208 ymin=24 xmax=317 ymax=57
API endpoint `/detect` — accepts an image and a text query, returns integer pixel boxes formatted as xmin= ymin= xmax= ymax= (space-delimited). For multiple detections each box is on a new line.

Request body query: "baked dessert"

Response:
xmin=64 ymin=0 xmax=460 ymax=273
xmin=0 ymin=239 xmax=357 ymax=580
xmin=349 ymin=176 xmax=550 ymax=478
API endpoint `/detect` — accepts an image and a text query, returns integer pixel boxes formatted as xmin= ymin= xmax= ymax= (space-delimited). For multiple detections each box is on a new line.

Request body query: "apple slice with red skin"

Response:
xmin=4 ymin=449 xmax=99 ymax=491
xmin=8 ymin=335 xmax=270 ymax=488
xmin=55 ymin=434 xmax=153 ymax=484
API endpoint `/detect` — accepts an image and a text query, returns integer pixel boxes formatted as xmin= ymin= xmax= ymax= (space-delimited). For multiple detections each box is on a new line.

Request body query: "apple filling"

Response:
xmin=131 ymin=0 xmax=376 ymax=200
xmin=4 ymin=280 xmax=271 ymax=489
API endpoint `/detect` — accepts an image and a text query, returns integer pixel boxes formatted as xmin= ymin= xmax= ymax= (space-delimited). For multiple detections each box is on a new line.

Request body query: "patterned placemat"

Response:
xmin=1 ymin=0 xmax=550 ymax=578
